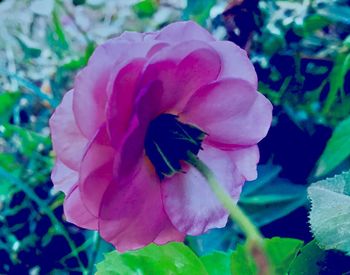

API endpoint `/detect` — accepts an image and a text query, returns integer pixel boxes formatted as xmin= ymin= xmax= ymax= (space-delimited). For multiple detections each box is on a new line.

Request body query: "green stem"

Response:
xmin=186 ymin=152 xmax=270 ymax=274
xmin=88 ymin=231 xmax=101 ymax=275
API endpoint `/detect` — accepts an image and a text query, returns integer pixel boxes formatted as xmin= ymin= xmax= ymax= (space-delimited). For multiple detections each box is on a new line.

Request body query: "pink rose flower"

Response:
xmin=50 ymin=21 xmax=272 ymax=251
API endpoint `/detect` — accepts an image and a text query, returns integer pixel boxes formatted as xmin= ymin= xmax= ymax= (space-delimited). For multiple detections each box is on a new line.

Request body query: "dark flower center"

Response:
xmin=144 ymin=114 xmax=206 ymax=180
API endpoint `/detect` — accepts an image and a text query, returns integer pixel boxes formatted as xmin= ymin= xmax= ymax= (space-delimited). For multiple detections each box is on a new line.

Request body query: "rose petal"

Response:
xmin=106 ymin=58 xmax=147 ymax=148
xmin=51 ymin=159 xmax=78 ymax=194
xmin=210 ymin=41 xmax=258 ymax=88
xmin=79 ymin=125 xmax=115 ymax=217
xmin=138 ymin=41 xmax=221 ymax=116
xmin=49 ymin=90 xmax=88 ymax=170
xmin=156 ymin=21 xmax=215 ymax=43
xmin=64 ymin=185 xmax=98 ymax=230
xmin=230 ymin=145 xmax=259 ymax=181
xmin=98 ymin=157 xmax=171 ymax=251
xmin=162 ymin=144 xmax=245 ymax=235
xmin=181 ymin=78 xmax=272 ymax=147
xmin=153 ymin=221 xmax=185 ymax=245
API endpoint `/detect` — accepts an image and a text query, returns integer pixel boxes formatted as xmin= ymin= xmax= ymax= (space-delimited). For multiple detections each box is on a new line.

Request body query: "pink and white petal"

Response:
xmin=79 ymin=125 xmax=115 ymax=217
xmin=49 ymin=90 xmax=89 ymax=170
xmin=230 ymin=145 xmax=259 ymax=181
xmin=64 ymin=185 xmax=98 ymax=230
xmin=162 ymin=144 xmax=245 ymax=235
xmin=181 ymin=78 xmax=272 ymax=147
xmin=98 ymin=158 xmax=170 ymax=251
xmin=156 ymin=21 xmax=215 ymax=43
xmin=51 ymin=159 xmax=78 ymax=194
xmin=210 ymin=41 xmax=258 ymax=89
xmin=138 ymin=41 xmax=221 ymax=116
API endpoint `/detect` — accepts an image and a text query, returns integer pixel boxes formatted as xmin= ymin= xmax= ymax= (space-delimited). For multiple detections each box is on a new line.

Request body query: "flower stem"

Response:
xmin=186 ymin=152 xmax=271 ymax=274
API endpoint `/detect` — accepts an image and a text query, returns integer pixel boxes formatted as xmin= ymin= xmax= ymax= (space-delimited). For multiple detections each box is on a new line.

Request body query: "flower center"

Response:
xmin=144 ymin=114 xmax=206 ymax=180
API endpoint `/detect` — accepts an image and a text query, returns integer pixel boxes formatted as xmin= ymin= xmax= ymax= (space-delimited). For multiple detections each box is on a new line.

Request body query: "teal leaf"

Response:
xmin=289 ymin=240 xmax=326 ymax=275
xmin=308 ymin=171 xmax=350 ymax=255
xmin=239 ymin=165 xmax=307 ymax=227
xmin=231 ymin=237 xmax=303 ymax=275
xmin=96 ymin=242 xmax=208 ymax=275
xmin=201 ymin=251 xmax=231 ymax=275
xmin=316 ymin=116 xmax=350 ymax=177
xmin=182 ymin=0 xmax=216 ymax=25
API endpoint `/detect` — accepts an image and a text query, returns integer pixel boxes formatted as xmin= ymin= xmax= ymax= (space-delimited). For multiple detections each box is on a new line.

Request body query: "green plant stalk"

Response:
xmin=186 ymin=152 xmax=271 ymax=274
xmin=0 ymin=167 xmax=87 ymax=274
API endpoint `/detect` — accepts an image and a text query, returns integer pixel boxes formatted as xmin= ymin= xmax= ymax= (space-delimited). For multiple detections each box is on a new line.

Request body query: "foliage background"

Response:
xmin=0 ymin=0 xmax=350 ymax=274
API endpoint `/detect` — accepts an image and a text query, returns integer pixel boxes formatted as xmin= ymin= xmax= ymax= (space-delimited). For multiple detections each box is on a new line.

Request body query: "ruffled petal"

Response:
xmin=153 ymin=221 xmax=185 ymax=245
xmin=106 ymin=58 xmax=147 ymax=148
xmin=49 ymin=90 xmax=89 ymax=170
xmin=64 ymin=186 xmax=98 ymax=230
xmin=51 ymin=159 xmax=78 ymax=194
xmin=162 ymin=144 xmax=244 ymax=235
xmin=98 ymin=157 xmax=172 ymax=251
xmin=210 ymin=41 xmax=258 ymax=88
xmin=73 ymin=39 xmax=125 ymax=139
xmin=138 ymin=40 xmax=221 ymax=117
xmin=181 ymin=78 xmax=272 ymax=147
xmin=230 ymin=145 xmax=259 ymax=181
xmin=156 ymin=21 xmax=215 ymax=43
xmin=79 ymin=125 xmax=115 ymax=217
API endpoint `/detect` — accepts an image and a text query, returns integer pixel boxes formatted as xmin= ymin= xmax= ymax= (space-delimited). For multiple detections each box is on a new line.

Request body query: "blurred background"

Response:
xmin=0 ymin=0 xmax=350 ymax=274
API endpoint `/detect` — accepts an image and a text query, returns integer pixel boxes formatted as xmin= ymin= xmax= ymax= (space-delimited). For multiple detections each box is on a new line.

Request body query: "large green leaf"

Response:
xmin=308 ymin=171 xmax=350 ymax=255
xmin=231 ymin=237 xmax=303 ymax=275
xmin=201 ymin=251 xmax=231 ymax=275
xmin=316 ymin=116 xmax=350 ymax=177
xmin=239 ymin=165 xmax=307 ymax=226
xmin=289 ymin=240 xmax=326 ymax=275
xmin=96 ymin=242 xmax=208 ymax=275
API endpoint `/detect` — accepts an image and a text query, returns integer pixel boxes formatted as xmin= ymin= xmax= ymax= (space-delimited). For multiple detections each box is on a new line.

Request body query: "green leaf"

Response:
xmin=308 ymin=171 xmax=350 ymax=255
xmin=239 ymin=165 xmax=307 ymax=227
xmin=201 ymin=251 xmax=231 ymax=275
xmin=0 ymin=92 xmax=21 ymax=124
xmin=289 ymin=240 xmax=326 ymax=275
xmin=182 ymin=0 xmax=216 ymax=25
xmin=299 ymin=15 xmax=331 ymax=36
xmin=231 ymin=237 xmax=303 ymax=275
xmin=315 ymin=116 xmax=350 ymax=177
xmin=96 ymin=242 xmax=208 ymax=275
xmin=133 ymin=0 xmax=158 ymax=18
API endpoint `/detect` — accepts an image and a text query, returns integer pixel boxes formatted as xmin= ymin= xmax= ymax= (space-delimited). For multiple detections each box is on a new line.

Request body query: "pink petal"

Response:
xmin=73 ymin=37 xmax=165 ymax=139
xmin=98 ymin=157 xmax=172 ymax=251
xmin=230 ymin=145 xmax=259 ymax=181
xmin=162 ymin=144 xmax=245 ymax=235
xmin=78 ymin=125 xmax=115 ymax=217
xmin=181 ymin=78 xmax=272 ymax=147
xmin=156 ymin=21 xmax=215 ymax=43
xmin=49 ymin=90 xmax=88 ymax=170
xmin=153 ymin=221 xmax=185 ymax=245
xmin=106 ymin=58 xmax=147 ymax=148
xmin=210 ymin=41 xmax=258 ymax=89
xmin=51 ymin=159 xmax=78 ymax=194
xmin=138 ymin=41 xmax=221 ymax=116
xmin=64 ymin=185 xmax=98 ymax=230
